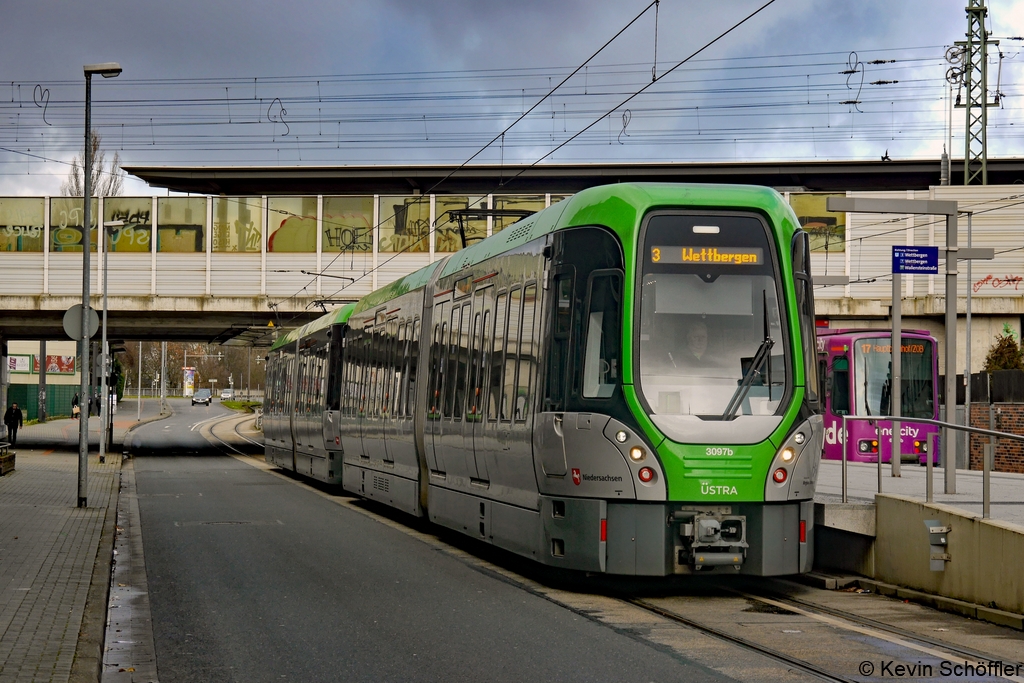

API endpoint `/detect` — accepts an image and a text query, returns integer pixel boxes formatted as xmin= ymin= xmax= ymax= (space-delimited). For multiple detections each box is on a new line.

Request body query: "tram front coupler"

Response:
xmin=671 ymin=508 xmax=748 ymax=570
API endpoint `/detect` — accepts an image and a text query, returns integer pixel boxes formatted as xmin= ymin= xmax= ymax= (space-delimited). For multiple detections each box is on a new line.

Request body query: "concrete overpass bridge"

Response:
xmin=3 ymin=160 xmax=1024 ymax=350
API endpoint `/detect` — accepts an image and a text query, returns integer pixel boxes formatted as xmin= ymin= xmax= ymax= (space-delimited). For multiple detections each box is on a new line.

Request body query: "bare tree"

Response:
xmin=60 ymin=130 xmax=125 ymax=197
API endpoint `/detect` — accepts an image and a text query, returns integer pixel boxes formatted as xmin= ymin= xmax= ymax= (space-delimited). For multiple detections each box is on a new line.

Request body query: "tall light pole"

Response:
xmin=99 ymin=220 xmax=124 ymax=464
xmin=79 ymin=62 xmax=121 ymax=508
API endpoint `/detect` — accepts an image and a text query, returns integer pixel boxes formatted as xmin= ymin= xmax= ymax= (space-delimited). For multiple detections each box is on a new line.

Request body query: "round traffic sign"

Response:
xmin=63 ymin=304 xmax=100 ymax=340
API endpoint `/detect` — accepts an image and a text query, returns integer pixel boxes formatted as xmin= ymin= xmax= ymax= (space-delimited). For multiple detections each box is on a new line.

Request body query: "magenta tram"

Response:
xmin=817 ymin=329 xmax=940 ymax=464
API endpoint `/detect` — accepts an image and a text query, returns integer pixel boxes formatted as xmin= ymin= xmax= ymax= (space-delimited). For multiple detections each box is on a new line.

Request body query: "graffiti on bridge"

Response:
xmin=974 ymin=274 xmax=1024 ymax=293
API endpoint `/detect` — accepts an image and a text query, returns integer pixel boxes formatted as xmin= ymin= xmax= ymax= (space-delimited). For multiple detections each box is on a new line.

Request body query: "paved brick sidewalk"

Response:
xmin=16 ymin=400 xmax=165 ymax=452
xmin=0 ymin=451 xmax=121 ymax=683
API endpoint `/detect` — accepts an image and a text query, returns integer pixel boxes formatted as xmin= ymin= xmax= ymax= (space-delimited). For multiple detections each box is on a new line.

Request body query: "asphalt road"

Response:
xmin=126 ymin=398 xmax=234 ymax=456
xmin=132 ymin=400 xmax=727 ymax=683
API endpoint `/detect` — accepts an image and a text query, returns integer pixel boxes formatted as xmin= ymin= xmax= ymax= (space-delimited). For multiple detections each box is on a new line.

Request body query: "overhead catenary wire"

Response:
xmin=312 ymin=0 xmax=786 ymax=309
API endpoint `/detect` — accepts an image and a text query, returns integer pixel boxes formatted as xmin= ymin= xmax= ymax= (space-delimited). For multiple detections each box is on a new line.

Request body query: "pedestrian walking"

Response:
xmin=4 ymin=403 xmax=24 ymax=449
xmin=72 ymin=392 xmax=81 ymax=419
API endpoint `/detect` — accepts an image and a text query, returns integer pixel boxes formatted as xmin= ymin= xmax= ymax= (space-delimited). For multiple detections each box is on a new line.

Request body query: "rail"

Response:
xmin=839 ymin=414 xmax=1024 ymax=517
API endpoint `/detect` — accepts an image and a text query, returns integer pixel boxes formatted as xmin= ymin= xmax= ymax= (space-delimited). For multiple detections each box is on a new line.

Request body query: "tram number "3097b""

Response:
xmin=706 ymin=447 xmax=734 ymax=456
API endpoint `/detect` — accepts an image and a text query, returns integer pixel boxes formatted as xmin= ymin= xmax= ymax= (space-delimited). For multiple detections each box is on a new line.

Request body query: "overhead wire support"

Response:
xmin=958 ymin=0 xmax=999 ymax=185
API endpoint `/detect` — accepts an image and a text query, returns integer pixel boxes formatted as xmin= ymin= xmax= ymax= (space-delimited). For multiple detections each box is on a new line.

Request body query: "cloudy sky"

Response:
xmin=1 ymin=0 xmax=1022 ymax=195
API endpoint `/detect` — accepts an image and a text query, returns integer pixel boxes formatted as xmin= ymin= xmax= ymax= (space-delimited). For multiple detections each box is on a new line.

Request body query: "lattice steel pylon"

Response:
xmin=956 ymin=0 xmax=998 ymax=185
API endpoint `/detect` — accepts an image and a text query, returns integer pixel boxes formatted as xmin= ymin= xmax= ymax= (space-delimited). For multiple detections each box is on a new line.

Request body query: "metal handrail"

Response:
xmin=839 ymin=414 xmax=1024 ymax=517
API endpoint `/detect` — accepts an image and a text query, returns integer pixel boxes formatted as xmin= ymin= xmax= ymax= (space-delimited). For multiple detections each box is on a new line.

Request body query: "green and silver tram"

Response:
xmin=265 ymin=183 xmax=824 ymax=576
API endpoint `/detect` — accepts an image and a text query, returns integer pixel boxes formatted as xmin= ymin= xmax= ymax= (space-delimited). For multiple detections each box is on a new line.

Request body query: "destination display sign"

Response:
xmin=892 ymin=245 xmax=939 ymax=274
xmin=859 ymin=341 xmax=927 ymax=355
xmin=651 ymin=246 xmax=763 ymax=265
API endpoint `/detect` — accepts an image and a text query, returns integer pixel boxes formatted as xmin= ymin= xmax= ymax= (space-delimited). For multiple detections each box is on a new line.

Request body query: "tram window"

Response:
xmin=468 ymin=288 xmax=489 ymax=420
xmin=376 ymin=327 xmax=387 ymax=416
xmin=546 ymin=273 xmax=574 ymax=410
xmin=397 ymin=321 xmax=405 ymax=416
xmin=359 ymin=336 xmax=370 ymax=415
xmin=517 ymin=284 xmax=537 ymax=421
xmin=326 ymin=336 xmax=342 ymax=412
xmin=432 ymin=321 xmax=446 ymax=418
xmin=792 ymin=230 xmax=819 ymax=407
xmin=343 ymin=341 xmax=352 ymax=416
xmin=582 ymin=271 xmax=622 ymax=399
xmin=407 ymin=318 xmax=420 ymax=417
xmin=555 ymin=276 xmax=572 ymax=337
xmin=488 ymin=293 xmax=508 ymax=421
xmin=831 ymin=356 xmax=850 ymax=415
xmin=477 ymin=310 xmax=490 ymax=420
xmin=365 ymin=335 xmax=375 ymax=417
xmin=379 ymin=328 xmax=389 ymax=415
xmin=454 ymin=303 xmax=471 ymax=420
xmin=387 ymin=320 xmax=398 ymax=415
xmin=468 ymin=311 xmax=481 ymax=418
xmin=392 ymin=319 xmax=402 ymax=416
xmin=503 ymin=288 xmax=522 ymax=423
xmin=818 ymin=359 xmax=828 ymax=407
xmin=444 ymin=308 xmax=460 ymax=418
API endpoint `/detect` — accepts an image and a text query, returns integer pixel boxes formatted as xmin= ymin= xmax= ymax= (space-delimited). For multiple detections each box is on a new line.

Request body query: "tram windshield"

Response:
xmin=637 ymin=213 xmax=789 ymax=423
xmin=854 ymin=337 xmax=934 ymax=419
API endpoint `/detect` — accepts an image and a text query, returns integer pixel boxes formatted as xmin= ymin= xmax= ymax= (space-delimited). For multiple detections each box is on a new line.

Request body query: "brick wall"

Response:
xmin=969 ymin=403 xmax=1024 ymax=474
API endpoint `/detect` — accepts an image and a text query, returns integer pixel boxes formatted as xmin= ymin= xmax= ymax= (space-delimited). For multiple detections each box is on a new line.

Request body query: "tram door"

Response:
xmin=536 ymin=269 xmax=574 ymax=477
xmin=363 ymin=321 xmax=387 ymax=463
xmin=284 ymin=344 xmax=298 ymax=472
xmin=380 ymin=316 xmax=398 ymax=465
xmin=425 ymin=302 xmax=448 ymax=474
xmin=323 ymin=331 xmax=344 ymax=454
xmin=468 ymin=287 xmax=491 ymax=482
xmin=384 ymin=318 xmax=417 ymax=468
xmin=437 ymin=299 xmax=477 ymax=481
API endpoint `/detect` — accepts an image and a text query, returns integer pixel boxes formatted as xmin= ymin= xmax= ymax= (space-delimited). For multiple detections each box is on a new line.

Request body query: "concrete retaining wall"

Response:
xmin=873 ymin=494 xmax=1024 ymax=616
xmin=815 ymin=495 xmax=1024 ymax=620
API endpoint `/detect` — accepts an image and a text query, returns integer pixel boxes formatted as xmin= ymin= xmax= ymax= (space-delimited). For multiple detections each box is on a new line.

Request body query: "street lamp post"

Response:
xmin=79 ymin=62 xmax=121 ymax=508
xmin=98 ymin=220 xmax=123 ymax=464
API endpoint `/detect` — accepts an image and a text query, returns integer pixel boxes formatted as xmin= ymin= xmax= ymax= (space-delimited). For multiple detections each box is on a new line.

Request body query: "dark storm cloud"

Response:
xmin=1 ymin=0 xmax=1020 ymax=195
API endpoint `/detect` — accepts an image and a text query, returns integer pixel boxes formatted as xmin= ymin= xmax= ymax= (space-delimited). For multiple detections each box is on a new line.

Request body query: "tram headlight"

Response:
xmin=629 ymin=446 xmax=646 ymax=462
xmin=780 ymin=447 xmax=795 ymax=463
xmin=793 ymin=432 xmax=805 ymax=445
xmin=615 ymin=430 xmax=628 ymax=443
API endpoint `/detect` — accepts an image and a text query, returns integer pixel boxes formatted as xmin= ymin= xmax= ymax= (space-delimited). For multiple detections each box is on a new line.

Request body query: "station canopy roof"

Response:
xmin=125 ymin=159 xmax=1024 ymax=197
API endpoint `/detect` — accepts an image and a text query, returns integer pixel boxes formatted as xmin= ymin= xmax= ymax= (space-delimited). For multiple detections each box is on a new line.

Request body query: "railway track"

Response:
xmin=752 ymin=581 xmax=1024 ymax=669
xmin=621 ymin=582 xmax=1024 ymax=683
xmin=629 ymin=597 xmax=858 ymax=683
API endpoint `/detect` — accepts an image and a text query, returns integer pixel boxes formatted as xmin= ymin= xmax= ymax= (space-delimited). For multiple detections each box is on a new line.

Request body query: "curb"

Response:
xmin=854 ymin=577 xmax=1024 ymax=631
xmin=69 ymin=459 xmax=122 ymax=683
xmin=799 ymin=571 xmax=1024 ymax=631
xmin=123 ymin=408 xmax=173 ymax=437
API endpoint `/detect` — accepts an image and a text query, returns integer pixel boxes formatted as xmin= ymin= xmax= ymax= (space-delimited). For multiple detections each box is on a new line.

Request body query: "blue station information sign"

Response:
xmin=892 ymin=245 xmax=939 ymax=274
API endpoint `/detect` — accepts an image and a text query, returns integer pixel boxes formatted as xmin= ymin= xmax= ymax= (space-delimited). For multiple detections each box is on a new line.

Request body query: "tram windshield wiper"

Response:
xmin=721 ymin=291 xmax=776 ymax=421
xmin=721 ymin=336 xmax=775 ymax=421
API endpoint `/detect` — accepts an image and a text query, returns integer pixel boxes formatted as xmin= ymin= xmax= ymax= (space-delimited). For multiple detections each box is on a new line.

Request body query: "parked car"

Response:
xmin=192 ymin=388 xmax=212 ymax=406
xmin=220 ymin=388 xmax=234 ymax=400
